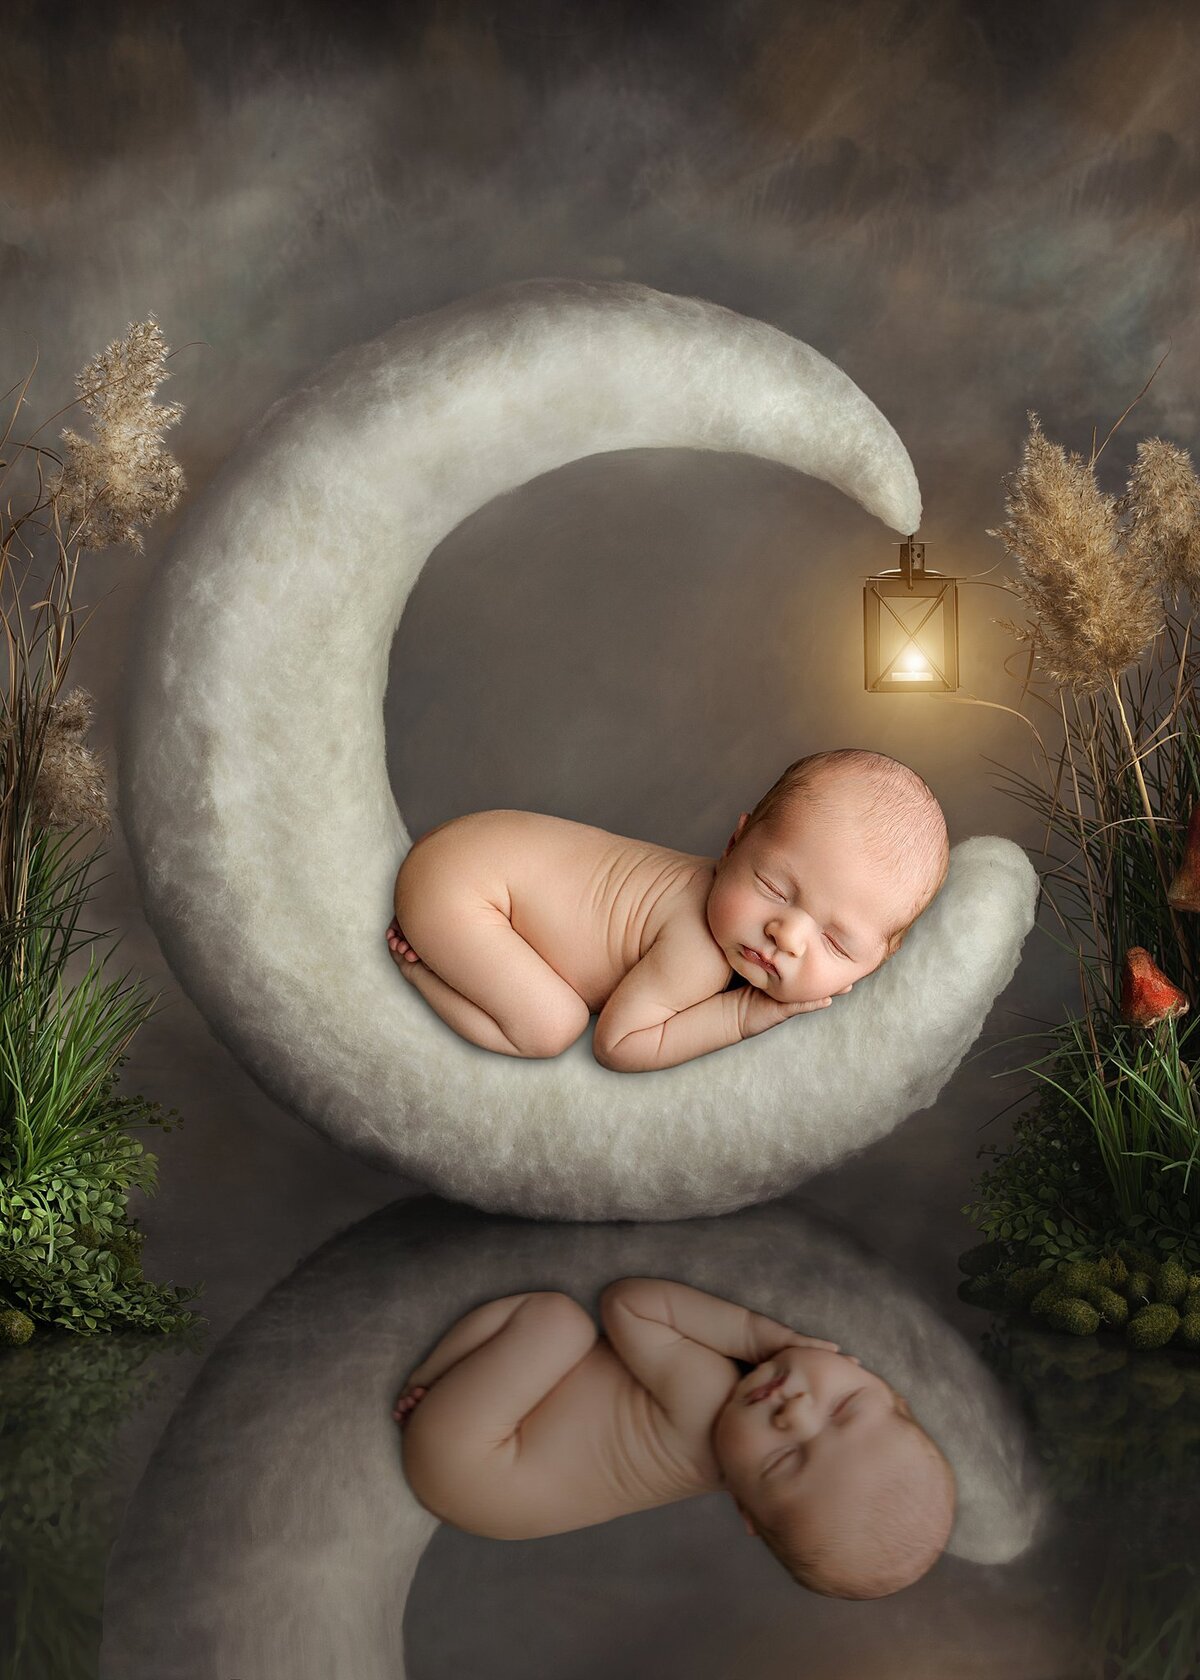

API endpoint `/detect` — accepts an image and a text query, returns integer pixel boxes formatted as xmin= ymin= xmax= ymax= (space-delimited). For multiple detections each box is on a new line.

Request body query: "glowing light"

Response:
xmin=863 ymin=539 xmax=959 ymax=693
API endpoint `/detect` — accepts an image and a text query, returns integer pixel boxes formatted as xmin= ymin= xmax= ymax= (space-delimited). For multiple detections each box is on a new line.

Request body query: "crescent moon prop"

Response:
xmin=120 ymin=277 xmax=1038 ymax=1218
xmin=99 ymin=1199 xmax=1044 ymax=1680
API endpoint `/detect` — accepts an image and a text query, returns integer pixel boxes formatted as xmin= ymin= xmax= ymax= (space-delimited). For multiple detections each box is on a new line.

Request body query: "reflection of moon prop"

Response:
xmin=120 ymin=277 xmax=1038 ymax=1218
xmin=99 ymin=1199 xmax=1045 ymax=1680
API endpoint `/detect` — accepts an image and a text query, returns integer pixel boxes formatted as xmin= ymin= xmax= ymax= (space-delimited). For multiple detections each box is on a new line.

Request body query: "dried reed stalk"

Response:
xmin=0 ymin=315 xmax=185 ymax=973
xmin=982 ymin=384 xmax=1200 ymax=1011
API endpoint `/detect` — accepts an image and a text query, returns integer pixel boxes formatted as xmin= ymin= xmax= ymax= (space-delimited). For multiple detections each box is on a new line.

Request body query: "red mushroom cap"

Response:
xmin=1167 ymin=803 xmax=1200 ymax=912
xmin=1119 ymin=946 xmax=1191 ymax=1028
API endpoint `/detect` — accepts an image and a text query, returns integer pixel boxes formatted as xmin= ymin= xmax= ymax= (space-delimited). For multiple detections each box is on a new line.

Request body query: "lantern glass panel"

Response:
xmin=863 ymin=574 xmax=959 ymax=693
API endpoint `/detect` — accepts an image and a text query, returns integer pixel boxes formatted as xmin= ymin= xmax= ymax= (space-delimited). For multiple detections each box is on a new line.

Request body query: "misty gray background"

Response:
xmin=4 ymin=0 xmax=1197 ymax=1672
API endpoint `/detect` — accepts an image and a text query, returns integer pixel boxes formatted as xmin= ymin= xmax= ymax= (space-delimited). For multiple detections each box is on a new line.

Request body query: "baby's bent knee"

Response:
xmin=511 ymin=997 xmax=590 ymax=1060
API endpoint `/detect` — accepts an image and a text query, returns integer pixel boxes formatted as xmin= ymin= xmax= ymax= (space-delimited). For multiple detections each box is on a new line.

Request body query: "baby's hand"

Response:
xmin=392 ymin=1383 xmax=430 ymax=1427
xmin=779 ymin=1333 xmax=861 ymax=1365
xmin=736 ymin=987 xmax=835 ymax=1041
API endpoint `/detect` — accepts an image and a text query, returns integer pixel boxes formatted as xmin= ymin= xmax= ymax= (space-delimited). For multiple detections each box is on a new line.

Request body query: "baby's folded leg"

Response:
xmin=402 ymin=1293 xmax=597 ymax=1456
xmin=403 ymin=1293 xmax=550 ymax=1391
xmin=393 ymin=851 xmax=590 ymax=1059
xmin=400 ymin=1294 xmax=598 ymax=1534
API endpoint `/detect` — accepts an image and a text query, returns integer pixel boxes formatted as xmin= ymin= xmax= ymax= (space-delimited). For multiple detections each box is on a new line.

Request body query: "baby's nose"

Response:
xmin=773 ymin=1390 xmax=812 ymax=1428
xmin=767 ymin=912 xmax=812 ymax=958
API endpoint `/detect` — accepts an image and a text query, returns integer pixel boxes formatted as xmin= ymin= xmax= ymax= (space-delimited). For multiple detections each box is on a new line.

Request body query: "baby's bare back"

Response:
xmin=406 ymin=809 xmax=722 ymax=1013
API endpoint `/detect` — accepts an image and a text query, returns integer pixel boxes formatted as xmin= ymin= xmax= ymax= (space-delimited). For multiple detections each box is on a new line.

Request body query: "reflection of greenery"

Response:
xmin=982 ymin=1321 xmax=1200 ymax=1678
xmin=983 ymin=1321 xmax=1200 ymax=1502
xmin=0 ymin=1327 xmax=202 ymax=1679
xmin=1090 ymin=1552 xmax=1200 ymax=1680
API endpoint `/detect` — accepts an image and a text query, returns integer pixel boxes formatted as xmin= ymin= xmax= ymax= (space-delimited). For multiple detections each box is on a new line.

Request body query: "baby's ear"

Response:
xmin=883 ymin=931 xmax=906 ymax=961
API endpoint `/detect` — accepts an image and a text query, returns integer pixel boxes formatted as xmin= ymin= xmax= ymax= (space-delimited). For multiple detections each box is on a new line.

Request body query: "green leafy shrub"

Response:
xmin=0 ymin=824 xmax=203 ymax=1336
xmin=0 ymin=1058 xmax=201 ymax=1334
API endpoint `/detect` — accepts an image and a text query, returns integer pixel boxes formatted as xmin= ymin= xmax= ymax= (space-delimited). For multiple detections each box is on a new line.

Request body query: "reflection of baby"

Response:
xmin=386 ymin=746 xmax=949 ymax=1071
xmin=395 ymin=1278 xmax=956 ymax=1600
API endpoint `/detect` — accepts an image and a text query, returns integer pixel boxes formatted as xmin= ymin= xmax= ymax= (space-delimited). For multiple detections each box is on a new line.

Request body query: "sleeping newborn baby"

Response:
xmin=394 ymin=1278 xmax=956 ymax=1599
xmin=386 ymin=745 xmax=949 ymax=1071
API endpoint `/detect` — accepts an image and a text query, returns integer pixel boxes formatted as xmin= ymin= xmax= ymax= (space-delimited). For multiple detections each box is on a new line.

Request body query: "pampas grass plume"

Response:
xmin=49 ymin=314 xmax=185 ymax=554
xmin=1117 ymin=436 xmax=1200 ymax=608
xmin=986 ymin=412 xmax=1165 ymax=695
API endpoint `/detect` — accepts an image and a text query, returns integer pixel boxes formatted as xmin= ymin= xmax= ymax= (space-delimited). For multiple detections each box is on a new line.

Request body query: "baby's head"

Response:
xmin=706 ymin=748 xmax=949 ymax=1002
xmin=712 ymin=1345 xmax=956 ymax=1599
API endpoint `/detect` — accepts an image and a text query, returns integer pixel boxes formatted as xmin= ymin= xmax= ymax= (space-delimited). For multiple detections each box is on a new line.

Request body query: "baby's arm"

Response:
xmin=594 ymin=919 xmax=838 ymax=1074
xmin=603 ymin=1277 xmax=837 ymax=1366
xmin=593 ymin=920 xmax=747 ymax=1073
xmin=599 ymin=1277 xmax=837 ymax=1437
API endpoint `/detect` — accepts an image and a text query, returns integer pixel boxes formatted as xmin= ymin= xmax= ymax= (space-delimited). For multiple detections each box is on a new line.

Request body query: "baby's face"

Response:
xmin=712 ymin=1345 xmax=917 ymax=1542
xmin=705 ymin=801 xmax=911 ymax=1005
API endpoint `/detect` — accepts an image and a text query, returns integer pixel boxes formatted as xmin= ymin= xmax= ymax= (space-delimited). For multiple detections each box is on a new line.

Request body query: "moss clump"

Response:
xmin=957 ymin=1236 xmax=1200 ymax=1352
xmin=1004 ymin=1267 xmax=1046 ymax=1307
xmin=1156 ymin=1259 xmax=1189 ymax=1306
xmin=1059 ymin=1260 xmax=1104 ymax=1295
xmin=1125 ymin=1270 xmax=1155 ymax=1306
xmin=1177 ymin=1313 xmax=1200 ymax=1351
xmin=1030 ymin=1281 xmax=1072 ymax=1317
xmin=1088 ymin=1286 xmax=1129 ymax=1329
xmin=1042 ymin=1296 xmax=1101 ymax=1336
xmin=1127 ymin=1303 xmax=1181 ymax=1350
xmin=0 ymin=1308 xmax=34 ymax=1346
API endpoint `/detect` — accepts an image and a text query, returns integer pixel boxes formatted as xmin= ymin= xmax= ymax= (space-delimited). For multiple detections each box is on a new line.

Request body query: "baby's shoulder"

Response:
xmin=649 ymin=866 xmax=728 ymax=958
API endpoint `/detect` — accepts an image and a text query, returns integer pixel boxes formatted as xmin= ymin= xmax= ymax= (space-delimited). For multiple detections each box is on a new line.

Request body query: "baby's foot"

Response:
xmin=392 ymin=1383 xmax=429 ymax=1427
xmin=386 ymin=915 xmax=421 ymax=967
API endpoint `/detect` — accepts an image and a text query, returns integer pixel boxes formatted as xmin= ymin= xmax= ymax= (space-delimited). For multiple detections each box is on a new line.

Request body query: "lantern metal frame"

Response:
xmin=863 ymin=538 xmax=959 ymax=694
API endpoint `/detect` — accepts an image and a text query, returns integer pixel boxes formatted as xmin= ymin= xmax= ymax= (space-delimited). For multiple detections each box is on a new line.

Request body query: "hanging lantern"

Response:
xmin=863 ymin=538 xmax=959 ymax=693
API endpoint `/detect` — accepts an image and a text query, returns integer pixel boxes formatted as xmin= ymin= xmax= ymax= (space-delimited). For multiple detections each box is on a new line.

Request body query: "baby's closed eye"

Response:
xmin=773 ymin=1445 xmax=805 ymax=1472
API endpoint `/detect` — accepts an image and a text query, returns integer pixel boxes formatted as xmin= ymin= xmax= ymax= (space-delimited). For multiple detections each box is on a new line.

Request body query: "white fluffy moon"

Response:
xmin=120 ymin=277 xmax=1038 ymax=1218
